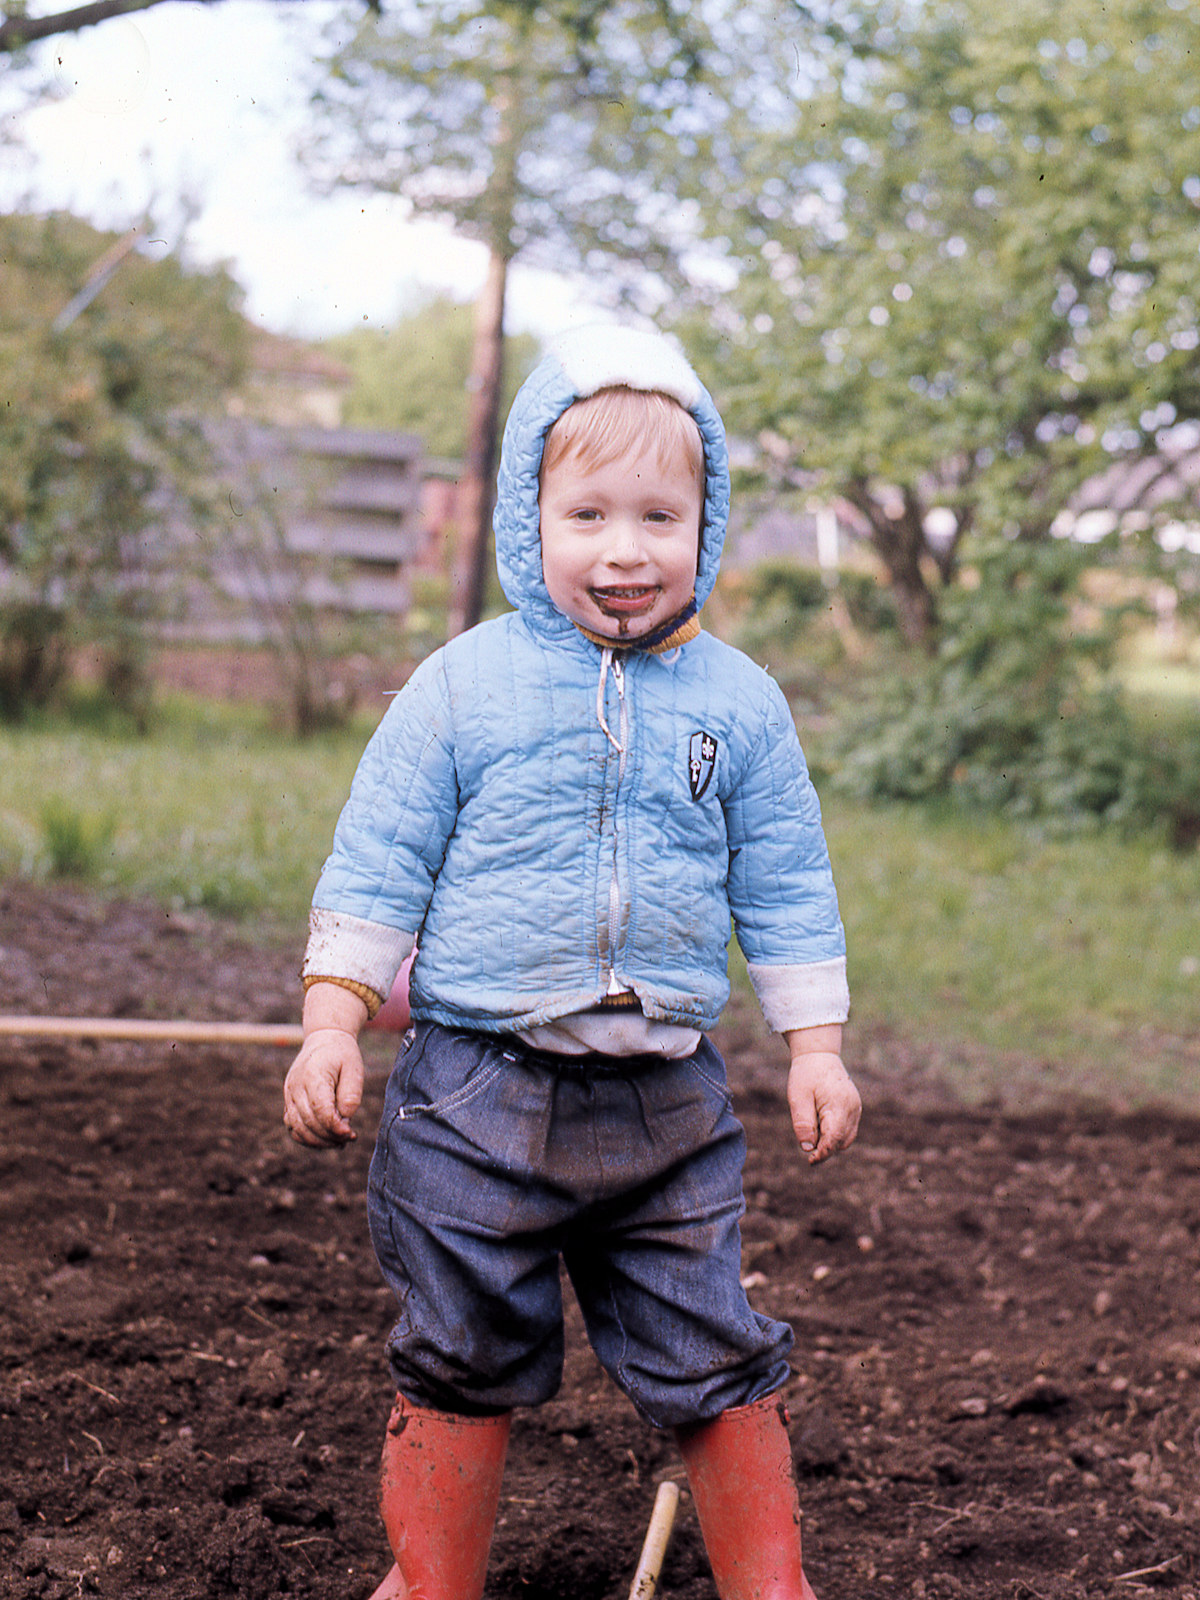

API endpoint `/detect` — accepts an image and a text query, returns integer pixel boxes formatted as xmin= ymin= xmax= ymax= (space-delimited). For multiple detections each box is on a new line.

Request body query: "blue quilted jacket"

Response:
xmin=305 ymin=326 xmax=848 ymax=1035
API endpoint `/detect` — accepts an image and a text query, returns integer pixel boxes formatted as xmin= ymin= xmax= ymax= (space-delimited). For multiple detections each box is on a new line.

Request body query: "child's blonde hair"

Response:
xmin=540 ymin=386 xmax=705 ymax=492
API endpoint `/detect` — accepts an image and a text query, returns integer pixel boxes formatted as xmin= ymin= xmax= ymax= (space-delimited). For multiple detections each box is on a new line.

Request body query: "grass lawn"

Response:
xmin=0 ymin=696 xmax=366 ymax=926
xmin=820 ymin=796 xmax=1199 ymax=1109
xmin=1 ymin=692 xmax=1197 ymax=1111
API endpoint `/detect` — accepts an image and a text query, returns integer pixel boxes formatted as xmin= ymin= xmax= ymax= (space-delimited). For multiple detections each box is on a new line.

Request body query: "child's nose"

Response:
xmin=605 ymin=520 xmax=647 ymax=565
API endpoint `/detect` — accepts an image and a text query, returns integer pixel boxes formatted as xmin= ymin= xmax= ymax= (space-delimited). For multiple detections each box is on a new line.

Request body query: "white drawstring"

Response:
xmin=596 ymin=647 xmax=626 ymax=755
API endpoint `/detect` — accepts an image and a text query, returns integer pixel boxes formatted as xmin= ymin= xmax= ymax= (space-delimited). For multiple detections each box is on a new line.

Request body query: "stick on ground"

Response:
xmin=0 ymin=1015 xmax=305 ymax=1048
xmin=627 ymin=1480 xmax=681 ymax=1600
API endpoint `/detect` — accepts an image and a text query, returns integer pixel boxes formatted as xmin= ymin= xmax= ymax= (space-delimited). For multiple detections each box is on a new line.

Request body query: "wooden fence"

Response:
xmin=168 ymin=421 xmax=429 ymax=642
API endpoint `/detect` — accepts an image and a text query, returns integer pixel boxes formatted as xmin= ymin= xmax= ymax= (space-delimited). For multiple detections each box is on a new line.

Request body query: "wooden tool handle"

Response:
xmin=627 ymin=1480 xmax=681 ymax=1600
xmin=0 ymin=1015 xmax=305 ymax=1048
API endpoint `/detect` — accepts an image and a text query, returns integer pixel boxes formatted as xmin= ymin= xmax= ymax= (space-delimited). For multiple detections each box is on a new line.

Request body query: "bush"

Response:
xmin=826 ymin=538 xmax=1178 ymax=833
xmin=38 ymin=798 xmax=116 ymax=879
xmin=0 ymin=212 xmax=246 ymax=722
xmin=737 ymin=562 xmax=897 ymax=641
xmin=728 ymin=560 xmax=898 ymax=709
xmin=741 ymin=561 xmax=831 ymax=621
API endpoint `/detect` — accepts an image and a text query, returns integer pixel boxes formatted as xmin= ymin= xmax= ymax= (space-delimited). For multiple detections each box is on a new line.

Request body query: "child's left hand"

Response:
xmin=785 ymin=1042 xmax=861 ymax=1165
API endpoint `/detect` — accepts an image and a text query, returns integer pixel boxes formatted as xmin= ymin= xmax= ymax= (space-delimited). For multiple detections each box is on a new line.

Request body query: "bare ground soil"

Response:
xmin=2 ymin=879 xmax=1198 ymax=1600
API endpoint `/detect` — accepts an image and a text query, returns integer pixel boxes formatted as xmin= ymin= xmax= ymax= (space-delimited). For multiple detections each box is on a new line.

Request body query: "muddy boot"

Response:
xmin=366 ymin=1394 xmax=511 ymax=1600
xmin=674 ymin=1394 xmax=818 ymax=1600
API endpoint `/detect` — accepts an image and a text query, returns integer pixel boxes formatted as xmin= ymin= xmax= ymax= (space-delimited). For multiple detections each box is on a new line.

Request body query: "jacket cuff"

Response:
xmin=302 ymin=907 xmax=415 ymax=1008
xmin=747 ymin=958 xmax=850 ymax=1033
xmin=301 ymin=974 xmax=385 ymax=1019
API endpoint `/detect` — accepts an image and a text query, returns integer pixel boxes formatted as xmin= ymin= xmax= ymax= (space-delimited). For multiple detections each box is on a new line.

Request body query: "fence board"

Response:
xmin=191 ymin=420 xmax=428 ymax=639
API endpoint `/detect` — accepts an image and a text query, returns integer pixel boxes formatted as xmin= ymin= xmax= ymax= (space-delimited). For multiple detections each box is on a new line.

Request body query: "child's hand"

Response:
xmin=283 ymin=981 xmax=371 ymax=1148
xmin=284 ymin=1028 xmax=365 ymax=1146
xmin=786 ymin=1045 xmax=862 ymax=1165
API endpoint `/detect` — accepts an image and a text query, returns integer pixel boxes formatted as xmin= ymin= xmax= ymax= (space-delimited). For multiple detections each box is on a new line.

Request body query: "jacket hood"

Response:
xmin=493 ymin=323 xmax=731 ymax=640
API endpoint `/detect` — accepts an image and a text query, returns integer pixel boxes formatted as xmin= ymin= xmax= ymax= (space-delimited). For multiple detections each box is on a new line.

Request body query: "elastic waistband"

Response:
xmin=497 ymin=1035 xmax=691 ymax=1079
xmin=590 ymin=990 xmax=641 ymax=1010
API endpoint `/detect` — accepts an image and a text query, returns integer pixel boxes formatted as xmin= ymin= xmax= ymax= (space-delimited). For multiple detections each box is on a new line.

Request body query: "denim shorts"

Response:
xmin=366 ymin=1022 xmax=793 ymax=1429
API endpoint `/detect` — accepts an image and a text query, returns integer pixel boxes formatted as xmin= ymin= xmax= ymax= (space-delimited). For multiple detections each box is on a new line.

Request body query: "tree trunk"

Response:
xmin=446 ymin=18 xmax=526 ymax=641
xmin=449 ymin=248 xmax=509 ymax=637
xmin=844 ymin=479 xmax=940 ymax=651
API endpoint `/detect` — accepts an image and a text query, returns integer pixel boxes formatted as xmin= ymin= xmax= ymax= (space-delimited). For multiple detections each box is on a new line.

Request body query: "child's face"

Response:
xmin=538 ymin=438 xmax=702 ymax=642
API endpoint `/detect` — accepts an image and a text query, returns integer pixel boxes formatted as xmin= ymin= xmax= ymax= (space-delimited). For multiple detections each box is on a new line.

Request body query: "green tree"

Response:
xmin=0 ymin=0 xmax=382 ymax=54
xmin=325 ymin=296 xmax=541 ymax=460
xmin=305 ymin=0 xmax=822 ymax=630
xmin=0 ymin=211 xmax=246 ymax=717
xmin=688 ymin=0 xmax=1200 ymax=647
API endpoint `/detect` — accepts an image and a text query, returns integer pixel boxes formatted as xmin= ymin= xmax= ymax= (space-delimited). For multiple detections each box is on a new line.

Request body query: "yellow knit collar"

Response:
xmin=573 ymin=597 xmax=702 ymax=655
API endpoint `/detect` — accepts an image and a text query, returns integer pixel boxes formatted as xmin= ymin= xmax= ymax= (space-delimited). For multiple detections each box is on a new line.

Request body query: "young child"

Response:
xmin=283 ymin=324 xmax=861 ymax=1600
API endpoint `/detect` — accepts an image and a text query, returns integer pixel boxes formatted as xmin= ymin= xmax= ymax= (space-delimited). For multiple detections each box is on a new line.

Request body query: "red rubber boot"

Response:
xmin=365 ymin=1394 xmax=511 ymax=1600
xmin=675 ymin=1395 xmax=819 ymax=1600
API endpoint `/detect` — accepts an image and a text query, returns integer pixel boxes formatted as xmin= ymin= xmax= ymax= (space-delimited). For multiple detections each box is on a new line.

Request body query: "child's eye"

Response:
xmin=571 ymin=508 xmax=602 ymax=523
xmin=645 ymin=510 xmax=676 ymax=524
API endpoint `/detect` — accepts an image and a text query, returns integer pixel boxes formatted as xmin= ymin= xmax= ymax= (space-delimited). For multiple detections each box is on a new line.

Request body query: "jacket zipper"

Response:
xmin=604 ymin=654 xmax=628 ymax=994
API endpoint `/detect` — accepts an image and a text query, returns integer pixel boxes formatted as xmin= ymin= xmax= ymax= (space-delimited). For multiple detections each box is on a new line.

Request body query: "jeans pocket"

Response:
xmin=390 ymin=1026 xmax=508 ymax=1124
xmin=399 ymin=1058 xmax=505 ymax=1122
xmin=682 ymin=1041 xmax=733 ymax=1111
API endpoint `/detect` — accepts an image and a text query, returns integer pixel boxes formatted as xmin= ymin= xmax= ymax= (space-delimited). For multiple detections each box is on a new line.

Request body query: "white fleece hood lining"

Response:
xmin=549 ymin=323 xmax=704 ymax=411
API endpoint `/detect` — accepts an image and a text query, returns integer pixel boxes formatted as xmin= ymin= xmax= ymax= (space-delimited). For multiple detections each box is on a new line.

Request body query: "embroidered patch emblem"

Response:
xmin=688 ymin=731 xmax=718 ymax=801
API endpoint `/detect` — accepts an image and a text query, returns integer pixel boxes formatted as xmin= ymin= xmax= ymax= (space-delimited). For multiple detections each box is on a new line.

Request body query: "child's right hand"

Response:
xmin=284 ymin=1029 xmax=364 ymax=1145
xmin=283 ymin=981 xmax=371 ymax=1147
xmin=782 ymin=1022 xmax=860 ymax=1165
